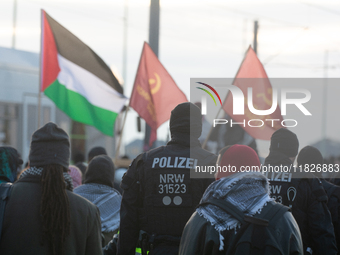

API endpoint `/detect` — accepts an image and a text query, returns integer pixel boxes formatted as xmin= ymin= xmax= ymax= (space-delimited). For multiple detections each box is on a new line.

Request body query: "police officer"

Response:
xmin=116 ymin=102 xmax=217 ymax=255
xmin=297 ymin=146 xmax=340 ymax=255
xmin=264 ymin=128 xmax=337 ymax=255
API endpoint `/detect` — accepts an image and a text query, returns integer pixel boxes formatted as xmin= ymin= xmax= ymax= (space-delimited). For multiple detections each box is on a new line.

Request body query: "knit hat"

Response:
xmin=270 ymin=128 xmax=299 ymax=157
xmin=216 ymin=144 xmax=260 ymax=180
xmin=169 ymin=102 xmax=202 ymax=138
xmin=85 ymin=155 xmax=115 ymax=188
xmin=297 ymin=146 xmax=323 ymax=166
xmin=29 ymin=122 xmax=70 ymax=168
xmin=68 ymin=165 xmax=83 ymax=188
xmin=88 ymin=146 xmax=107 ymax=162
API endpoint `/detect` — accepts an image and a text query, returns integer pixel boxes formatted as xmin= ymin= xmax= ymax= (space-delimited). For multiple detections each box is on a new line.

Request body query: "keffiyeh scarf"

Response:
xmin=20 ymin=166 xmax=74 ymax=191
xmin=74 ymin=183 xmax=121 ymax=233
xmin=197 ymin=171 xmax=273 ymax=251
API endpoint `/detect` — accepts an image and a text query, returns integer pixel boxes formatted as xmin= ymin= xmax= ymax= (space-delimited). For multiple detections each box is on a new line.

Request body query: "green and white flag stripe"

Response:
xmin=41 ymin=10 xmax=127 ymax=136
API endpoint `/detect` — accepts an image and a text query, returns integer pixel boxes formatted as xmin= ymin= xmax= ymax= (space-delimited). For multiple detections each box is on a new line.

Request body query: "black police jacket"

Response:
xmin=265 ymin=150 xmax=337 ymax=255
xmin=116 ymin=136 xmax=217 ymax=255
xmin=320 ymin=178 xmax=340 ymax=255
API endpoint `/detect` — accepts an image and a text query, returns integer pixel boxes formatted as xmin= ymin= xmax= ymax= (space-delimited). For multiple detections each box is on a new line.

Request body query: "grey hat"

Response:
xmin=85 ymin=155 xmax=115 ymax=188
xmin=270 ymin=128 xmax=299 ymax=157
xmin=29 ymin=122 xmax=70 ymax=168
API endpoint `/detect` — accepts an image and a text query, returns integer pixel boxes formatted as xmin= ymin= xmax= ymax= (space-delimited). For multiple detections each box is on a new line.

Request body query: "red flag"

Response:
xmin=130 ymin=42 xmax=188 ymax=145
xmin=223 ymin=46 xmax=283 ymax=140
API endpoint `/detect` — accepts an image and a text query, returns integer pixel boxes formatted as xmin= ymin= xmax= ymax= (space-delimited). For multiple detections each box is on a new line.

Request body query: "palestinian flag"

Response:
xmin=40 ymin=10 xmax=127 ymax=136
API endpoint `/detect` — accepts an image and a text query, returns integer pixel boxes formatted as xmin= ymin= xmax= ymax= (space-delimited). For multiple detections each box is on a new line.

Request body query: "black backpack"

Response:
xmin=199 ymin=198 xmax=290 ymax=255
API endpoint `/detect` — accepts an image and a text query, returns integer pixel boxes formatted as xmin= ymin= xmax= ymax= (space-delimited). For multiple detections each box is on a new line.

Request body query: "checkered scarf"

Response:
xmin=20 ymin=166 xmax=74 ymax=191
xmin=74 ymin=183 xmax=121 ymax=233
xmin=197 ymin=171 xmax=273 ymax=251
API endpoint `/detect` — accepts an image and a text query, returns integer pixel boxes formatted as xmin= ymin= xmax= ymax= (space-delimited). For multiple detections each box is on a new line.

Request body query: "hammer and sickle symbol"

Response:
xmin=149 ymin=72 xmax=161 ymax=94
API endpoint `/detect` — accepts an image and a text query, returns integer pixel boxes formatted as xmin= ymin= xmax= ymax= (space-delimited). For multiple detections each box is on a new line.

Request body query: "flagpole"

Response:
xmin=202 ymin=106 xmax=223 ymax=149
xmin=202 ymin=47 xmax=252 ymax=149
xmin=37 ymin=9 xmax=44 ymax=128
xmin=115 ymin=105 xmax=129 ymax=161
xmin=122 ymin=0 xmax=128 ymax=86
xmin=144 ymin=0 xmax=160 ymax=150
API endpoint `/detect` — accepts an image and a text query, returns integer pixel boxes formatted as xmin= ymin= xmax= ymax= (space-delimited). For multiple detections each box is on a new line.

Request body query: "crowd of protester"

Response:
xmin=0 ymin=102 xmax=340 ymax=255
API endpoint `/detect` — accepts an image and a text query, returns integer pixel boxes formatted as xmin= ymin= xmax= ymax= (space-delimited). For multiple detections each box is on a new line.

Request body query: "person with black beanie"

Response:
xmin=88 ymin=146 xmax=107 ymax=163
xmin=298 ymin=146 xmax=340 ymax=254
xmin=75 ymin=155 xmax=121 ymax=246
xmin=107 ymin=102 xmax=217 ymax=255
xmin=0 ymin=122 xmax=102 ymax=255
xmin=265 ymin=128 xmax=337 ymax=255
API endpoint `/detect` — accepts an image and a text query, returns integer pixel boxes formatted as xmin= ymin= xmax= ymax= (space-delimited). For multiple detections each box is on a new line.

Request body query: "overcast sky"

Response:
xmin=1 ymin=0 xmax=340 ymax=155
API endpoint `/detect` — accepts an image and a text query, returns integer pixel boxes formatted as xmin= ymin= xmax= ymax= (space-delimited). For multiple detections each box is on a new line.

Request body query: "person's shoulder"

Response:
xmin=127 ymin=153 xmax=145 ymax=171
xmin=73 ymin=184 xmax=85 ymax=193
xmin=189 ymin=211 xmax=207 ymax=223
xmin=184 ymin=211 xmax=214 ymax=234
xmin=120 ymin=153 xmax=147 ymax=189
xmin=322 ymin=179 xmax=339 ymax=190
xmin=280 ymin=210 xmax=299 ymax=227
xmin=322 ymin=179 xmax=340 ymax=200
xmin=67 ymin=190 xmax=98 ymax=213
xmin=180 ymin=211 xmax=218 ymax=255
xmin=263 ymin=203 xmax=300 ymax=236
xmin=295 ymin=176 xmax=328 ymax=202
xmin=143 ymin=145 xmax=168 ymax=159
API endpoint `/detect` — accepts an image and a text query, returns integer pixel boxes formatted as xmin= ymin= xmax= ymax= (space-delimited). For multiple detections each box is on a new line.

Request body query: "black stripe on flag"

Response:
xmin=45 ymin=12 xmax=124 ymax=94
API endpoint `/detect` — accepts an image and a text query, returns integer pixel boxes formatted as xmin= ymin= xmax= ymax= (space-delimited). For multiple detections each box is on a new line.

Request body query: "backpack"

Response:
xmin=199 ymin=198 xmax=290 ymax=255
xmin=0 ymin=182 xmax=12 ymax=241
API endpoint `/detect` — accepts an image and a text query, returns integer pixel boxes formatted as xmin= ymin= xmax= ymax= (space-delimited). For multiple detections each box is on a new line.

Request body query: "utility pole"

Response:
xmin=321 ymin=50 xmax=328 ymax=155
xmin=122 ymin=0 xmax=128 ymax=85
xmin=243 ymin=19 xmax=248 ymax=52
xmin=253 ymin=20 xmax=258 ymax=54
xmin=118 ymin=0 xmax=129 ymax=157
xmin=149 ymin=0 xmax=160 ymax=56
xmin=12 ymin=0 xmax=17 ymax=48
xmin=144 ymin=0 xmax=160 ymax=151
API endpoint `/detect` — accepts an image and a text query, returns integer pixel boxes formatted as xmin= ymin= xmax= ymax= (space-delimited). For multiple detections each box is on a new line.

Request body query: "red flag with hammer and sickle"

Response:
xmin=223 ymin=46 xmax=284 ymax=140
xmin=130 ymin=42 xmax=187 ymax=146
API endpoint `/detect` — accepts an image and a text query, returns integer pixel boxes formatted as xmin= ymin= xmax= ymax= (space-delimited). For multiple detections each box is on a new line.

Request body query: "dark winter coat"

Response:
xmin=320 ymin=178 xmax=340 ymax=254
xmin=0 ymin=174 xmax=102 ymax=255
xmin=178 ymin=201 xmax=303 ymax=255
xmin=115 ymin=134 xmax=217 ymax=255
xmin=265 ymin=151 xmax=337 ymax=255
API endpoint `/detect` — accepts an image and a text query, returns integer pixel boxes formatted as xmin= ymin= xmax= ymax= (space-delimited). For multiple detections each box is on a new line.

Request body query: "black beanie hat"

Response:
xmin=169 ymin=102 xmax=202 ymax=138
xmin=270 ymin=128 xmax=299 ymax=157
xmin=85 ymin=155 xmax=115 ymax=188
xmin=297 ymin=146 xmax=323 ymax=166
xmin=88 ymin=146 xmax=107 ymax=162
xmin=29 ymin=122 xmax=70 ymax=168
